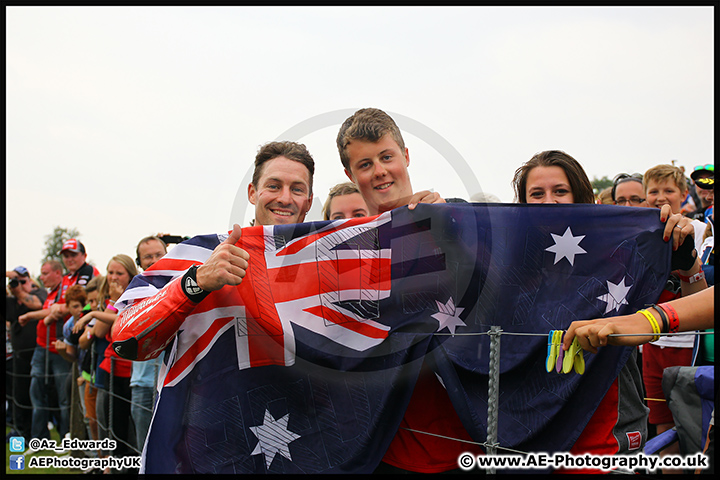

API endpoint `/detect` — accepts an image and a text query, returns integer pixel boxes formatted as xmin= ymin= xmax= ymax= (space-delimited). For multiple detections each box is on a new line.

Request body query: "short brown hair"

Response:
xmin=322 ymin=182 xmax=362 ymax=220
xmin=43 ymin=259 xmax=64 ymax=273
xmin=512 ymin=150 xmax=595 ymax=204
xmin=65 ymin=284 xmax=87 ymax=306
xmin=336 ymin=108 xmax=406 ymax=171
xmin=252 ymin=141 xmax=315 ymax=195
xmin=135 ymin=236 xmax=167 ymax=260
xmin=643 ymin=164 xmax=687 ymax=194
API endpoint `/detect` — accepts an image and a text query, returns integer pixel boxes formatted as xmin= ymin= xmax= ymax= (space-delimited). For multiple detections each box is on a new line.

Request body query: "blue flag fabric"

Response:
xmin=412 ymin=203 xmax=669 ymax=458
xmin=133 ymin=203 xmax=670 ymax=473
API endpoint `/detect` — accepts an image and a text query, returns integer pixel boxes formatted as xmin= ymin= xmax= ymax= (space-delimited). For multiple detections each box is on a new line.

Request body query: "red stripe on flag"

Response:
xmin=302 ymin=305 xmax=389 ymax=340
xmin=269 ymin=258 xmax=391 ymax=303
xmin=238 ymin=233 xmax=288 ymax=368
xmin=275 ymin=216 xmax=381 ymax=256
xmin=163 ymin=316 xmax=234 ymax=386
xmin=146 ymin=257 xmax=200 ymax=273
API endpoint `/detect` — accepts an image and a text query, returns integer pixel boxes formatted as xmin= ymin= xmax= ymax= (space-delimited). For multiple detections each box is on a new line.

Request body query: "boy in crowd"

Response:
xmin=76 ymin=276 xmax=104 ymax=442
xmin=54 ymin=285 xmax=88 ymax=363
xmin=54 ymin=284 xmax=89 ymax=441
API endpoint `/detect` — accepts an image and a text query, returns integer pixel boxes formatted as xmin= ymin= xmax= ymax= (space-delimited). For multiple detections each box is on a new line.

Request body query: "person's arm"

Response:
xmin=72 ymin=311 xmax=93 ymax=333
xmin=43 ymin=301 xmax=72 ymax=326
xmin=74 ymin=310 xmax=118 ymax=331
xmin=6 ymin=272 xmax=43 ymax=310
xmin=112 ymin=225 xmax=249 ymax=361
xmin=78 ymin=326 xmax=94 ymax=350
xmin=54 ymin=340 xmax=77 ymax=362
xmin=18 ymin=308 xmax=49 ymax=326
xmin=563 ymin=286 xmax=714 ymax=354
xmin=93 ymin=312 xmax=117 ymax=338
xmin=46 ymin=302 xmax=69 ymax=323
xmin=677 ymin=256 xmax=708 ymax=296
xmin=12 ymin=288 xmax=43 ymax=311
xmin=660 ymin=204 xmax=709 ymax=295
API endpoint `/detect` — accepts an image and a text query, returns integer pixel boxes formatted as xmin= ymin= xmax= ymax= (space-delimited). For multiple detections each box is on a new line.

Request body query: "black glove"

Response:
xmin=671 ymin=235 xmax=697 ymax=271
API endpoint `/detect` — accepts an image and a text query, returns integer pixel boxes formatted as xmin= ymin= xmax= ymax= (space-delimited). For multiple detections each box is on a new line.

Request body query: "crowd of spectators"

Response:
xmin=5 ymin=236 xmax=169 ymax=472
xmin=5 ymin=159 xmax=713 ymax=473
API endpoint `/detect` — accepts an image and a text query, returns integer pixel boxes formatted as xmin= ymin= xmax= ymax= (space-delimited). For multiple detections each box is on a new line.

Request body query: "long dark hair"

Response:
xmin=512 ymin=150 xmax=595 ymax=204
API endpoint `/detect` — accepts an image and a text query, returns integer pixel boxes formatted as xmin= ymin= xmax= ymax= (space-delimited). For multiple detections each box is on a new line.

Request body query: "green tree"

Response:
xmin=591 ymin=175 xmax=614 ymax=195
xmin=42 ymin=226 xmax=80 ymax=271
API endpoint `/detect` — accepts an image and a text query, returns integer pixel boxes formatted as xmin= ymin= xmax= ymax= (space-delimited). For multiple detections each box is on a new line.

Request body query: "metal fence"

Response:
xmin=6 ymin=343 xmax=160 ymax=461
xmin=6 ymin=329 xmax=710 ymax=474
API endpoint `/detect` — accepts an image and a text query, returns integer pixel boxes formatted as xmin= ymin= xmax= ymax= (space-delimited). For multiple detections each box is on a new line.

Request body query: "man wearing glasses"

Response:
xmin=690 ymin=164 xmax=714 ymax=223
xmin=611 ymin=173 xmax=647 ymax=207
xmin=130 ymin=235 xmax=168 ymax=452
xmin=6 ymin=266 xmax=44 ymax=310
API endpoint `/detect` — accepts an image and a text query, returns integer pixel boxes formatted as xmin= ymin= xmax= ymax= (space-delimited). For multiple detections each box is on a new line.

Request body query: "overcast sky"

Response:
xmin=6 ymin=6 xmax=714 ymax=280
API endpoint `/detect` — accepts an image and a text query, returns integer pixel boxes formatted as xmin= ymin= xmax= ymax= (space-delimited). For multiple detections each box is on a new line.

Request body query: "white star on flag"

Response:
xmin=545 ymin=227 xmax=587 ymax=266
xmin=431 ymin=297 xmax=466 ymax=335
xmin=597 ymin=277 xmax=632 ymax=314
xmin=250 ymin=409 xmax=301 ymax=469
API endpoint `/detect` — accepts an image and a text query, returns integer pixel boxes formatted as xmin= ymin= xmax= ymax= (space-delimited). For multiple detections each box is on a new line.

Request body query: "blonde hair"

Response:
xmin=322 ymin=182 xmax=362 ymax=220
xmin=85 ymin=275 xmax=104 ymax=294
xmin=98 ymin=254 xmax=137 ymax=311
xmin=596 ymin=186 xmax=614 ymax=205
xmin=643 ymin=164 xmax=688 ymax=194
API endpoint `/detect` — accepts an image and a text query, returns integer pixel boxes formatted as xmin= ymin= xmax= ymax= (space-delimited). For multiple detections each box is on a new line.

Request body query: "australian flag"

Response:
xmin=116 ymin=203 xmax=671 ymax=474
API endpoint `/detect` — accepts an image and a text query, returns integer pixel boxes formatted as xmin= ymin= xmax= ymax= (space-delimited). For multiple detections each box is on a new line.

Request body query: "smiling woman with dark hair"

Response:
xmin=511 ymin=150 xmax=646 ymax=473
xmin=512 ymin=150 xmax=595 ymax=204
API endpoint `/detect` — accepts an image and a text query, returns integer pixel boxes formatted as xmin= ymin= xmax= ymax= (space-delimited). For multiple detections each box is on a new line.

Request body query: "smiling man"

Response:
xmin=113 ymin=141 xmax=314 ymax=353
xmin=248 ymin=142 xmax=314 ymax=226
xmin=110 ymin=141 xmax=315 ymax=469
xmin=337 ymin=108 xmax=443 ymax=215
xmin=336 ymin=108 xmax=481 ymax=474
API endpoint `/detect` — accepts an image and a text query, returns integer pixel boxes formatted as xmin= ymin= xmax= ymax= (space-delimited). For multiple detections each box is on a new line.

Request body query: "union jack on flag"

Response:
xmin=115 ymin=213 xmax=401 ymax=381
xmin=113 ymin=203 xmax=672 ymax=474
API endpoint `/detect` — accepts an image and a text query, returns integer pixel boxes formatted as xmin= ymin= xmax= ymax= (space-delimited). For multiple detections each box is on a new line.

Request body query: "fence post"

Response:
xmin=45 ymin=326 xmax=51 ymax=386
xmin=109 ymin=356 xmax=114 ymax=444
xmin=486 ymin=326 xmax=502 ymax=475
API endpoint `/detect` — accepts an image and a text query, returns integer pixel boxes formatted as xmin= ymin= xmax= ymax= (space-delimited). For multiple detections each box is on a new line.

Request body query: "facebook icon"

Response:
xmin=10 ymin=455 xmax=25 ymax=470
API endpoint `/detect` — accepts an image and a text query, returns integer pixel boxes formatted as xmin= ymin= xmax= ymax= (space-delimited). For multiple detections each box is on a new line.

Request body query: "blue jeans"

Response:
xmin=131 ymin=386 xmax=155 ymax=451
xmin=30 ymin=347 xmax=71 ymax=439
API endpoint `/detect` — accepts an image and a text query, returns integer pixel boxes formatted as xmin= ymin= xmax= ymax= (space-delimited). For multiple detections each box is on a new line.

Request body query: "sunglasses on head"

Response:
xmin=611 ymin=173 xmax=644 ymax=203
xmin=694 ymin=164 xmax=714 ymax=172
xmin=612 ymin=173 xmax=643 ymax=186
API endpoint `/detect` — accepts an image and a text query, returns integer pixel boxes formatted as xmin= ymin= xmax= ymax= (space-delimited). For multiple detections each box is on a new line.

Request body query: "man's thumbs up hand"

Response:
xmin=196 ymin=224 xmax=250 ymax=292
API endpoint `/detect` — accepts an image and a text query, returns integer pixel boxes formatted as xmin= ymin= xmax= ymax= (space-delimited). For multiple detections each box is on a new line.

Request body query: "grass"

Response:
xmin=6 ymin=426 xmax=83 ymax=475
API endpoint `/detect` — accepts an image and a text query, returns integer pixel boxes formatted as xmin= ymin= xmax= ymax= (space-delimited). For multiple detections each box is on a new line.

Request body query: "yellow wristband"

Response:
xmin=638 ymin=309 xmax=661 ymax=342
